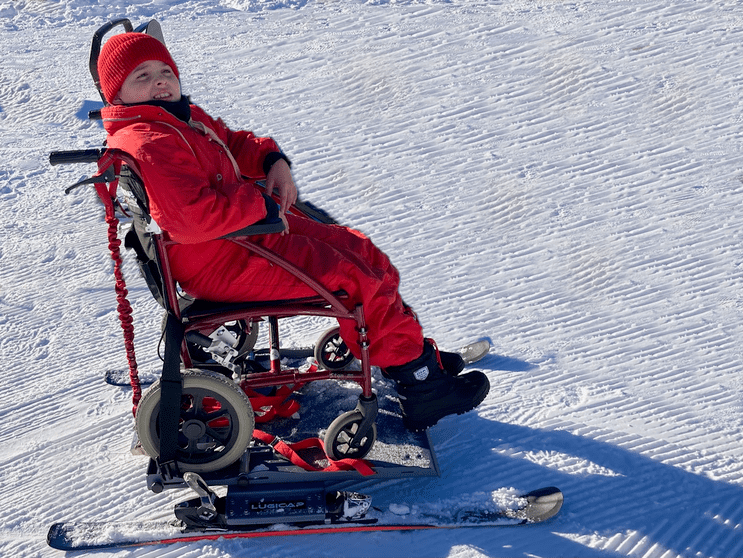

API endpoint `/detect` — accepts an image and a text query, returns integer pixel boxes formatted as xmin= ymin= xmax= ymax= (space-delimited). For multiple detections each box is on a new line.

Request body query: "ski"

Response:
xmin=458 ymin=339 xmax=490 ymax=364
xmin=104 ymin=368 xmax=156 ymax=387
xmin=47 ymin=486 xmax=561 ymax=551
xmin=104 ymin=340 xmax=491 ymax=386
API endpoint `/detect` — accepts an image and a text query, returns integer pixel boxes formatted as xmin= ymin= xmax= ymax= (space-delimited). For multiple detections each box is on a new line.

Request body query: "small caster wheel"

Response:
xmin=315 ymin=326 xmax=355 ymax=371
xmin=324 ymin=410 xmax=376 ymax=460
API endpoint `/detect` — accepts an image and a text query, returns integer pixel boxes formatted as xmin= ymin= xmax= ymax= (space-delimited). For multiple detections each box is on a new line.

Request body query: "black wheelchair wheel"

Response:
xmin=315 ymin=326 xmax=355 ymax=371
xmin=324 ymin=410 xmax=376 ymax=461
xmin=135 ymin=369 xmax=254 ymax=473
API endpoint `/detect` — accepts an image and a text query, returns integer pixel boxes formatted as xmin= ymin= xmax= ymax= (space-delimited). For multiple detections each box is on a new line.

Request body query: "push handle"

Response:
xmin=49 ymin=149 xmax=104 ymax=166
xmin=89 ymin=18 xmax=133 ymax=103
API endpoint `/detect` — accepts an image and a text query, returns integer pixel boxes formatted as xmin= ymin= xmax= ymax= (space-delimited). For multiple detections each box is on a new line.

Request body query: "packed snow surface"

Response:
xmin=3 ymin=0 xmax=743 ymax=556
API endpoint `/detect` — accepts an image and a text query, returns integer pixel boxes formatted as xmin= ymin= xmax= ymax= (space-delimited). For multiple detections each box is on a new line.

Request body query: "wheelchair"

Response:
xmin=51 ymin=18 xmax=379 ymax=479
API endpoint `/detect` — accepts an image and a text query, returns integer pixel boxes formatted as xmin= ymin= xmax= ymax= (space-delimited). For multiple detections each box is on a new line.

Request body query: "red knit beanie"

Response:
xmin=97 ymin=33 xmax=179 ymax=104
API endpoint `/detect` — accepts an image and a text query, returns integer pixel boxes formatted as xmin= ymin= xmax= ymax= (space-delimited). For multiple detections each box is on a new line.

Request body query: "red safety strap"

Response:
xmin=252 ymin=430 xmax=376 ymax=477
xmin=242 ymin=385 xmax=301 ymax=423
xmin=239 ymin=363 xmax=313 ymax=422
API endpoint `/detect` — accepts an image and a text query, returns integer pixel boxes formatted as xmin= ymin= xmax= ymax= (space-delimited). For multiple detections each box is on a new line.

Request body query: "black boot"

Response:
xmin=439 ymin=350 xmax=465 ymax=376
xmin=384 ymin=340 xmax=489 ymax=432
xmin=400 ymin=307 xmax=465 ymax=374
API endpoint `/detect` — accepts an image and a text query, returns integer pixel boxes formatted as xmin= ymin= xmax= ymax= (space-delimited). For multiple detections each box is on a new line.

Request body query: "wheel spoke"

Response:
xmin=191 ymin=392 xmax=205 ymax=414
xmin=182 ymin=436 xmax=201 ymax=454
xmin=204 ymin=425 xmax=231 ymax=445
xmin=201 ymin=408 xmax=229 ymax=424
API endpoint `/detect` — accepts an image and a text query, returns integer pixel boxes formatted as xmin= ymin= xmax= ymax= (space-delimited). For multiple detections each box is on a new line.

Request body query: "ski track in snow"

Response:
xmin=3 ymin=0 xmax=743 ymax=556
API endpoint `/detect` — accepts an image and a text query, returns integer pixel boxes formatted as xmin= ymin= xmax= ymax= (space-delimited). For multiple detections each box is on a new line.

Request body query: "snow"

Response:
xmin=2 ymin=0 xmax=743 ymax=556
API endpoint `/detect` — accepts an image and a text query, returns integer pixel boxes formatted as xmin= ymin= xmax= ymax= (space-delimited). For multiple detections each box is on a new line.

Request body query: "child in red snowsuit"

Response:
xmin=97 ymin=32 xmax=489 ymax=432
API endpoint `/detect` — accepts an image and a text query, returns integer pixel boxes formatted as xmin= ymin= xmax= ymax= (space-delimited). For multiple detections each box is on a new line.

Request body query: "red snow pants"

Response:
xmin=177 ymin=212 xmax=425 ymax=369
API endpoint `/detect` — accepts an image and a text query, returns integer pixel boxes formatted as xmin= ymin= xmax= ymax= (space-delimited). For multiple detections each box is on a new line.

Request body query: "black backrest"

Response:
xmin=118 ymin=166 xmax=166 ymax=307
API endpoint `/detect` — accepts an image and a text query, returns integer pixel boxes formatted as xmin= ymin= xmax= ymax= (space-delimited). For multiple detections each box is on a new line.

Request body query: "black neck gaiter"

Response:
xmin=131 ymin=95 xmax=192 ymax=122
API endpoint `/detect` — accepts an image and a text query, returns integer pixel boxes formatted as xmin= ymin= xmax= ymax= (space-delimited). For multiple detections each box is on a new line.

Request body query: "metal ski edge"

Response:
xmin=47 ymin=520 xmax=528 ymax=551
xmin=47 ymin=487 xmax=562 ymax=551
xmin=47 ymin=523 xmax=436 ymax=551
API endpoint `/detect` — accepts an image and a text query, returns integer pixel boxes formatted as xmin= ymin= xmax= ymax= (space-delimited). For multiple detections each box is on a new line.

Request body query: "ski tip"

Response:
xmin=459 ymin=339 xmax=491 ymax=365
xmin=47 ymin=523 xmax=69 ymax=550
xmin=104 ymin=369 xmax=135 ymax=386
xmin=523 ymin=487 xmax=563 ymax=523
xmin=104 ymin=369 xmax=156 ymax=387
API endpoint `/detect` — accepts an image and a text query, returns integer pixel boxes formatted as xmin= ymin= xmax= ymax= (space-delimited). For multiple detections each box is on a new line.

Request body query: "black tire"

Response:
xmin=135 ymin=369 xmax=254 ymax=473
xmin=314 ymin=327 xmax=355 ymax=371
xmin=235 ymin=319 xmax=259 ymax=357
xmin=324 ymin=410 xmax=376 ymax=461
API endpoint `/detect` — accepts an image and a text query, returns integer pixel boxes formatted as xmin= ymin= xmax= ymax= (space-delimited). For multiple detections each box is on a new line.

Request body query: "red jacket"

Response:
xmin=101 ymin=103 xmax=281 ymax=285
xmin=101 ymin=102 xmax=424 ymax=367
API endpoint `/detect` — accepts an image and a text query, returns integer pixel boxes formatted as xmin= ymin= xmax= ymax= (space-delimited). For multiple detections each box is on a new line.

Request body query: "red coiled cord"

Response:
xmin=93 ymin=163 xmax=142 ymax=416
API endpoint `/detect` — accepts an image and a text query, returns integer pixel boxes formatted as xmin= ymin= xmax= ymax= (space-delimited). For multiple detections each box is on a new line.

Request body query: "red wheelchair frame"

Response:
xmin=53 ymin=140 xmax=380 ymax=479
xmin=50 ymin=16 xmax=380 ymax=476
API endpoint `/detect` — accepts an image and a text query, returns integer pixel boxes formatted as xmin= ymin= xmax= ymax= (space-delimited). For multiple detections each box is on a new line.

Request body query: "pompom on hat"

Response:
xmin=97 ymin=32 xmax=179 ymax=104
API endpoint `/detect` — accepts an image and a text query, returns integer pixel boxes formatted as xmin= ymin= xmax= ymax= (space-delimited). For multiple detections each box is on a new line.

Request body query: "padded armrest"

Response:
xmin=221 ymin=218 xmax=286 ymax=238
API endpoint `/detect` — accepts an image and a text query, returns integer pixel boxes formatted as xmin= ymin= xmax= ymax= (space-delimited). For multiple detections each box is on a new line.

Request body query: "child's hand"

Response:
xmin=265 ymin=159 xmax=297 ymax=235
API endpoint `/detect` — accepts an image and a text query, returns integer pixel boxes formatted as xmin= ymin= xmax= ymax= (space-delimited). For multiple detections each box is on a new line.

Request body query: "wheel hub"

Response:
xmin=182 ymin=419 xmax=207 ymax=440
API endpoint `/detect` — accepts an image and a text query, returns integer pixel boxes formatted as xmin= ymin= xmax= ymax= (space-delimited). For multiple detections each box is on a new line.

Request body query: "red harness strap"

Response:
xmin=252 ymin=430 xmax=375 ymax=477
xmin=241 ymin=385 xmax=301 ymax=423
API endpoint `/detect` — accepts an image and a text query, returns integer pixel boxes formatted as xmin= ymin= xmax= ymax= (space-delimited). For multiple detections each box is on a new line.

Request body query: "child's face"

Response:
xmin=115 ymin=60 xmax=181 ymax=105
